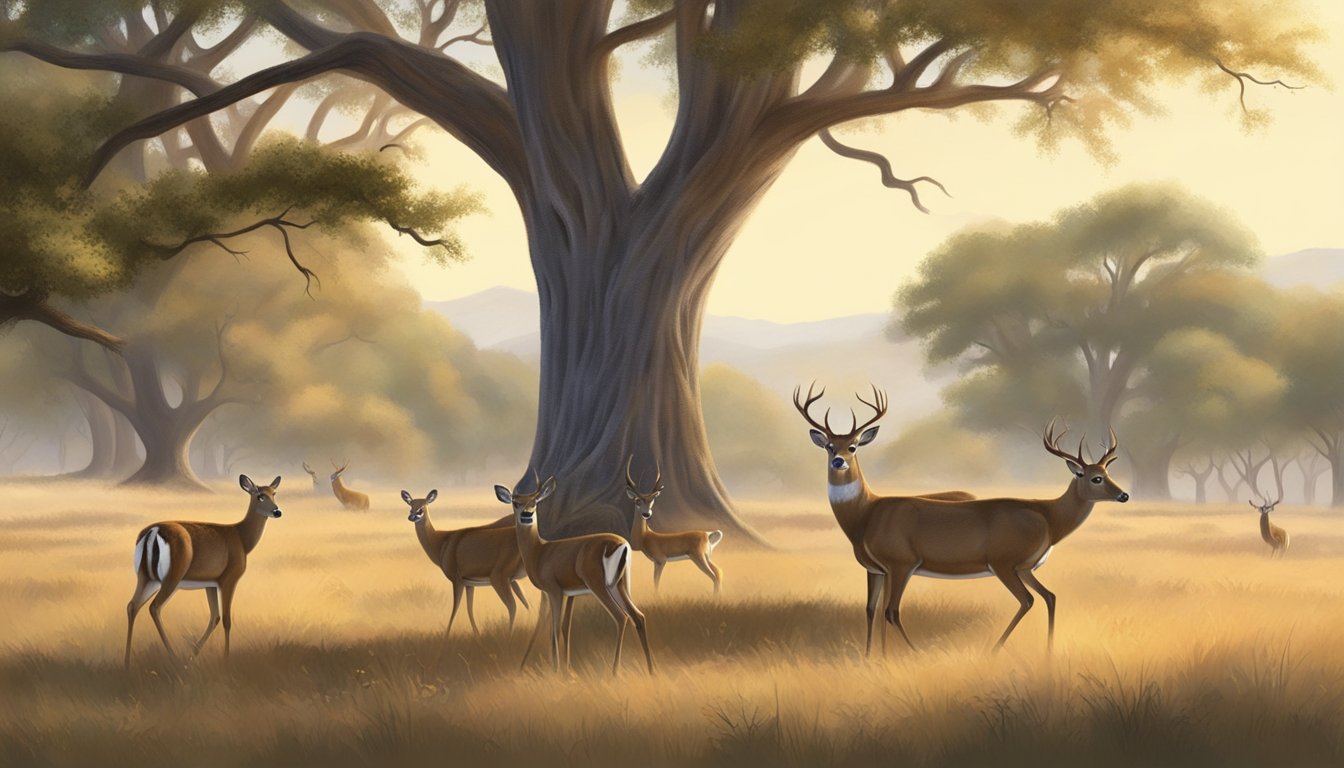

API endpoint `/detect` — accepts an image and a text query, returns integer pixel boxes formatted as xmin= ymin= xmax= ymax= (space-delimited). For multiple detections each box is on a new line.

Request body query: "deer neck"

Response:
xmin=630 ymin=514 xmax=649 ymax=550
xmin=1260 ymin=514 xmax=1276 ymax=544
xmin=236 ymin=501 xmax=270 ymax=553
xmin=331 ymin=477 xmax=346 ymax=496
xmin=1043 ymin=480 xmax=1096 ymax=544
xmin=414 ymin=513 xmax=444 ymax=561
xmin=827 ymin=458 xmax=876 ymax=541
xmin=515 ymin=519 xmax=545 ymax=577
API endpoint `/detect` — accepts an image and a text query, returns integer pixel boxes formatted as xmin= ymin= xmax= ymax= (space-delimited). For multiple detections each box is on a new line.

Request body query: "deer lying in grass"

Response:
xmin=125 ymin=474 xmax=283 ymax=669
xmin=625 ymin=457 xmax=723 ymax=594
xmin=1251 ymin=494 xmax=1290 ymax=557
xmin=793 ymin=383 xmax=977 ymax=655
xmin=330 ymin=461 xmax=370 ymax=511
xmin=400 ymin=489 xmax=531 ymax=634
xmin=497 ymin=473 xmax=653 ymax=675
xmin=865 ymin=421 xmax=1129 ymax=652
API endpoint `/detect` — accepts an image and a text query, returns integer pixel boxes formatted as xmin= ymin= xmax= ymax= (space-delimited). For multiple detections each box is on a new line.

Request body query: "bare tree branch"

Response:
xmin=0 ymin=291 xmax=125 ymax=353
xmin=1214 ymin=58 xmax=1304 ymax=115
xmin=596 ymin=9 xmax=675 ymax=60
xmin=439 ymin=24 xmax=492 ymax=51
xmin=817 ymin=129 xmax=949 ymax=214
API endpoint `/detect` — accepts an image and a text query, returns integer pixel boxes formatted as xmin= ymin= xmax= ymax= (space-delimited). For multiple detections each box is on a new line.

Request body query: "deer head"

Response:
xmin=625 ymin=456 xmax=664 ymax=520
xmin=1042 ymin=420 xmax=1129 ymax=503
xmin=494 ymin=470 xmax=556 ymax=527
xmin=330 ymin=461 xmax=348 ymax=482
xmin=400 ymin=489 xmax=438 ymax=522
xmin=240 ymin=474 xmax=283 ymax=518
xmin=302 ymin=462 xmax=320 ymax=487
xmin=1249 ymin=493 xmax=1281 ymax=516
xmin=794 ymin=382 xmax=887 ymax=471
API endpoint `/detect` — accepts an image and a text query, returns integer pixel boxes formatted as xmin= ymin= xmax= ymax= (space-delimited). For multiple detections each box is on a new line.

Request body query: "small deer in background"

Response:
xmin=125 ymin=474 xmax=284 ymax=668
xmin=302 ymin=462 xmax=323 ymax=494
xmin=625 ymin=457 xmax=723 ymax=594
xmin=1251 ymin=494 xmax=1290 ymax=557
xmin=401 ymin=489 xmax=532 ymax=634
xmin=330 ymin=461 xmax=370 ymax=511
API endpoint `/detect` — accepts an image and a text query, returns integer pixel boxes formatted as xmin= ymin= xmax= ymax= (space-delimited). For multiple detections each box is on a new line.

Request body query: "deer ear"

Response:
xmin=271 ymin=476 xmax=281 ymax=490
xmin=809 ymin=429 xmax=827 ymax=448
xmin=401 ymin=490 xmax=413 ymax=505
xmin=857 ymin=426 xmax=880 ymax=446
xmin=626 ymin=488 xmax=638 ymax=501
xmin=426 ymin=489 xmax=438 ymax=503
xmin=494 ymin=485 xmax=513 ymax=505
xmin=538 ymin=476 xmax=557 ymax=502
xmin=1066 ymin=460 xmax=1084 ymax=477
xmin=239 ymin=474 xmax=256 ymax=493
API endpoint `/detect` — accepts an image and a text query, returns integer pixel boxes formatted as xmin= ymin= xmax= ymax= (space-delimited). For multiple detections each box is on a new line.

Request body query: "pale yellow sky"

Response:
xmin=386 ymin=4 xmax=1344 ymax=323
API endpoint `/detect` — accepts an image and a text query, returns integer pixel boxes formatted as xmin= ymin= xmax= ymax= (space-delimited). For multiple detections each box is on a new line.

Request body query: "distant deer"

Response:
xmin=1251 ymin=494 xmax=1290 ymax=557
xmin=125 ymin=474 xmax=284 ymax=669
xmin=302 ymin=462 xmax=322 ymax=493
xmin=848 ymin=419 xmax=1129 ymax=652
xmin=330 ymin=461 xmax=370 ymax=511
xmin=624 ymin=457 xmax=723 ymax=594
xmin=496 ymin=473 xmax=653 ymax=675
xmin=793 ymin=382 xmax=977 ymax=655
xmin=400 ymin=489 xmax=531 ymax=634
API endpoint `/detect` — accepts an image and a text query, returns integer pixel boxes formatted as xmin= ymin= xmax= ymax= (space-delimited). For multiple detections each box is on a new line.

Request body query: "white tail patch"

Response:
xmin=602 ymin=543 xmax=629 ymax=587
xmin=135 ymin=527 xmax=172 ymax=581
xmin=707 ymin=530 xmax=724 ymax=552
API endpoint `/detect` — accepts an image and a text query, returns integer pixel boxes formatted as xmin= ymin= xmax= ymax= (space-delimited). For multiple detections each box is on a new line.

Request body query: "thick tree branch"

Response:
xmin=597 ymin=9 xmax=675 ymax=60
xmin=440 ymin=24 xmax=492 ymax=51
xmin=0 ymin=39 xmax=218 ymax=96
xmin=817 ymin=128 xmax=949 ymax=214
xmin=0 ymin=291 xmax=125 ymax=353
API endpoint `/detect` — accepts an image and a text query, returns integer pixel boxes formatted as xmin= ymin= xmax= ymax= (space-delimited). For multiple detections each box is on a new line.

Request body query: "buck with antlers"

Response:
xmin=1251 ymin=494 xmax=1290 ymax=557
xmin=625 ymin=457 xmax=724 ymax=594
xmin=400 ymin=489 xmax=532 ymax=634
xmin=330 ymin=462 xmax=370 ymax=511
xmin=124 ymin=474 xmax=284 ymax=669
xmin=302 ymin=462 xmax=323 ymax=494
xmin=793 ymin=383 xmax=977 ymax=655
xmin=496 ymin=473 xmax=653 ymax=675
xmin=862 ymin=418 xmax=1128 ymax=652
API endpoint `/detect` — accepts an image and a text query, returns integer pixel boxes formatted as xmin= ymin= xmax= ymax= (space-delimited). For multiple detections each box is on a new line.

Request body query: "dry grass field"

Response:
xmin=2 ymin=479 xmax=1344 ymax=767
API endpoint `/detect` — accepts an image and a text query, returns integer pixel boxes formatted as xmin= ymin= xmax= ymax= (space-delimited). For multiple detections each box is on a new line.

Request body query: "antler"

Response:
xmin=1098 ymin=427 xmax=1119 ymax=467
xmin=332 ymin=460 xmax=348 ymax=473
xmin=625 ymin=456 xmax=664 ymax=494
xmin=625 ymin=455 xmax=638 ymax=491
xmin=302 ymin=462 xmax=314 ymax=474
xmin=653 ymin=460 xmax=663 ymax=493
xmin=852 ymin=384 xmax=889 ymax=436
xmin=1042 ymin=418 xmax=1087 ymax=466
xmin=793 ymin=381 xmax=834 ymax=435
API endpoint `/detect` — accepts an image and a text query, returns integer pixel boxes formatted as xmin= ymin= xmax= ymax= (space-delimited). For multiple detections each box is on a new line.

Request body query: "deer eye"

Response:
xmin=1090 ymin=476 xmax=1103 ymax=484
xmin=826 ymin=444 xmax=835 ymax=454
xmin=847 ymin=446 xmax=857 ymax=453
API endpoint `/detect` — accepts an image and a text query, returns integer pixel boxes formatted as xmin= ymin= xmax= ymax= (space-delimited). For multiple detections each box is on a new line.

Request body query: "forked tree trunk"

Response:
xmin=1129 ymin=441 xmax=1176 ymax=501
xmin=117 ymin=345 xmax=218 ymax=489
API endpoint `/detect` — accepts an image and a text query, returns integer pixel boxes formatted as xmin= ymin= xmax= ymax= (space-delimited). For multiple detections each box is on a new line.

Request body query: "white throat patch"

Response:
xmin=828 ymin=480 xmax=863 ymax=504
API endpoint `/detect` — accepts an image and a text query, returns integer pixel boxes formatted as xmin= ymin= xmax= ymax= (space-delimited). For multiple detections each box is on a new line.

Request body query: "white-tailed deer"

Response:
xmin=859 ymin=420 xmax=1128 ymax=652
xmin=495 ymin=473 xmax=653 ymax=675
xmin=793 ymin=383 xmax=977 ymax=655
xmin=1251 ymin=494 xmax=1290 ymax=557
xmin=400 ymin=489 xmax=531 ymax=634
xmin=124 ymin=474 xmax=284 ymax=669
xmin=302 ymin=462 xmax=322 ymax=493
xmin=624 ymin=457 xmax=723 ymax=594
xmin=330 ymin=461 xmax=370 ymax=511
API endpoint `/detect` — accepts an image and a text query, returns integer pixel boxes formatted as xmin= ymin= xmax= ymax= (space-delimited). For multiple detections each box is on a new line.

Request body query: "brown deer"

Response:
xmin=400 ymin=489 xmax=531 ymax=634
xmin=495 ymin=473 xmax=653 ymax=675
xmin=330 ymin=461 xmax=370 ymax=511
xmin=793 ymin=383 xmax=977 ymax=655
xmin=302 ymin=462 xmax=323 ymax=493
xmin=624 ymin=457 xmax=723 ymax=594
xmin=1250 ymin=494 xmax=1290 ymax=557
xmin=124 ymin=474 xmax=284 ymax=669
xmin=858 ymin=420 xmax=1128 ymax=652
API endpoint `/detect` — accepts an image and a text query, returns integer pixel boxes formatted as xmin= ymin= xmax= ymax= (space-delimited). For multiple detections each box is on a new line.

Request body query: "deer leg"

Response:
xmin=491 ymin=577 xmax=517 ymax=631
xmin=124 ymin=576 xmax=159 ymax=670
xmin=991 ymin=568 xmax=1035 ymax=652
xmin=883 ymin=564 xmax=919 ymax=651
xmin=219 ymin=581 xmax=237 ymax=660
xmin=192 ymin=587 xmax=222 ymax=656
xmin=519 ymin=596 xmax=550 ymax=670
xmin=1019 ymin=569 xmax=1057 ymax=653
xmin=616 ymin=575 xmax=654 ymax=675
xmin=548 ymin=593 xmax=564 ymax=671
xmin=446 ymin=581 xmax=465 ymax=638
xmin=690 ymin=552 xmax=722 ymax=595
xmin=561 ymin=596 xmax=576 ymax=670
xmin=147 ymin=579 xmax=182 ymax=662
xmin=591 ymin=586 xmax=629 ymax=676
xmin=864 ymin=571 xmax=883 ymax=658
xmin=652 ymin=560 xmax=665 ymax=591
xmin=511 ymin=580 xmax=531 ymax=610
xmin=465 ymin=587 xmax=480 ymax=636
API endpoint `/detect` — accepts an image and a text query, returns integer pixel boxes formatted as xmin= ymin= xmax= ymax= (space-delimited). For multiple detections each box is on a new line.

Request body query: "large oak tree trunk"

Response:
xmin=1129 ymin=441 xmax=1176 ymax=501
xmin=117 ymin=345 xmax=214 ymax=489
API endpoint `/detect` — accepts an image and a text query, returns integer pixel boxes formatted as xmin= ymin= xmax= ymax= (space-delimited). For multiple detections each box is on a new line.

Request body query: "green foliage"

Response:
xmin=700 ymin=364 xmax=811 ymax=491
xmin=871 ymin=411 xmax=1008 ymax=485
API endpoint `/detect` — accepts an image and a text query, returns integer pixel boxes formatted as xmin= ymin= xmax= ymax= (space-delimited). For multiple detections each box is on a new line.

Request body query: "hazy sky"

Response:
xmin=371 ymin=3 xmax=1344 ymax=323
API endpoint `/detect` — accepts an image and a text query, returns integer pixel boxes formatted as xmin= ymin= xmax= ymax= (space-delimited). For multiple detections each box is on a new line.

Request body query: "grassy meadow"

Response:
xmin=2 ymin=480 xmax=1344 ymax=767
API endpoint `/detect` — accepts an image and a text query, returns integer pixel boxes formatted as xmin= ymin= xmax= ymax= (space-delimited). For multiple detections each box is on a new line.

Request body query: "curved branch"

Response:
xmin=0 ymin=292 xmax=125 ymax=353
xmin=389 ymin=222 xmax=450 ymax=250
xmin=1214 ymin=58 xmax=1304 ymax=114
xmin=0 ymin=39 xmax=217 ymax=96
xmin=439 ymin=24 xmax=492 ymax=51
xmin=817 ymin=129 xmax=949 ymax=214
xmin=144 ymin=209 xmax=321 ymax=293
xmin=596 ymin=9 xmax=675 ymax=60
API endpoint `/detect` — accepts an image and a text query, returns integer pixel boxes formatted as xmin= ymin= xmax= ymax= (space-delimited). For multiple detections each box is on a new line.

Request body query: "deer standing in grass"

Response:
xmin=302 ymin=462 xmax=323 ymax=494
xmin=330 ymin=462 xmax=370 ymax=511
xmin=496 ymin=474 xmax=653 ymax=675
xmin=1251 ymin=494 xmax=1290 ymax=557
xmin=793 ymin=383 xmax=977 ymax=655
xmin=400 ymin=489 xmax=531 ymax=634
xmin=124 ymin=474 xmax=283 ymax=669
xmin=857 ymin=419 xmax=1128 ymax=652
xmin=625 ymin=457 xmax=723 ymax=594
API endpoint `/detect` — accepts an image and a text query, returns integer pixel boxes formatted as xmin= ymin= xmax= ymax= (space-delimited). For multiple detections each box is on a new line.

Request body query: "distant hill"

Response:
xmin=1262 ymin=248 xmax=1344 ymax=289
xmin=427 ymin=289 xmax=946 ymax=428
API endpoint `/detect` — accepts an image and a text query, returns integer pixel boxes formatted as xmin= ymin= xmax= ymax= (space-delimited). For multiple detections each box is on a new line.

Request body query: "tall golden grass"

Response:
xmin=2 ymin=480 xmax=1343 ymax=767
